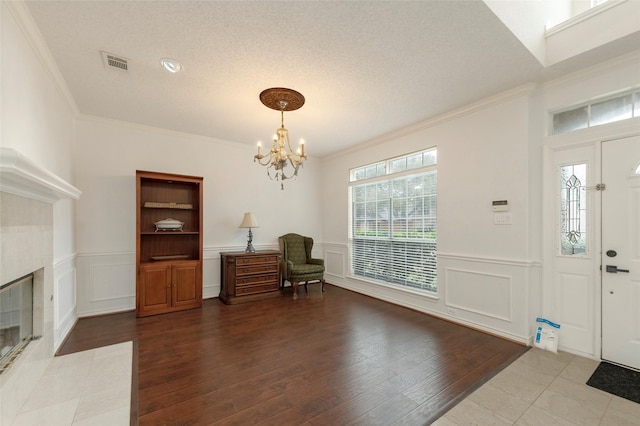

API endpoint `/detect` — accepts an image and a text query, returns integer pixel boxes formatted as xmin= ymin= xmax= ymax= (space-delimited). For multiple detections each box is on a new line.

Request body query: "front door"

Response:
xmin=601 ymin=136 xmax=640 ymax=370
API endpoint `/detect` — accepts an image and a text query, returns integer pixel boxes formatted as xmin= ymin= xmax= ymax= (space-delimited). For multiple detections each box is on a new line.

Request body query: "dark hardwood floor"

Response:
xmin=59 ymin=284 xmax=528 ymax=425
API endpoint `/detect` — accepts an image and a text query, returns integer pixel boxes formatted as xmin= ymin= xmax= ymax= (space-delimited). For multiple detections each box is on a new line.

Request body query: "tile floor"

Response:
xmin=11 ymin=341 xmax=132 ymax=426
xmin=434 ymin=347 xmax=640 ymax=425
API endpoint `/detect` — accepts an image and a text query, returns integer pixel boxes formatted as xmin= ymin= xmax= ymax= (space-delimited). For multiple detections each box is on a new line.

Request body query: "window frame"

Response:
xmin=551 ymin=89 xmax=640 ymax=135
xmin=349 ymin=148 xmax=438 ymax=293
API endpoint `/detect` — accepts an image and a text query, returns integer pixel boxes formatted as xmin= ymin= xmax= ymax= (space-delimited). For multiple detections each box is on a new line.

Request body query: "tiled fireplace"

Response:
xmin=0 ymin=148 xmax=80 ymax=425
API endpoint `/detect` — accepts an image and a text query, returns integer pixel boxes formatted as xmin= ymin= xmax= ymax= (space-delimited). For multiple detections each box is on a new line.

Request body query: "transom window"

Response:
xmin=552 ymin=90 xmax=640 ymax=135
xmin=349 ymin=148 xmax=437 ymax=292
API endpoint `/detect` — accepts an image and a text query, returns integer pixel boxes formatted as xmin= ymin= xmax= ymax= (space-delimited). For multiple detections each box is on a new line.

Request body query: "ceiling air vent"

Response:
xmin=101 ymin=51 xmax=128 ymax=71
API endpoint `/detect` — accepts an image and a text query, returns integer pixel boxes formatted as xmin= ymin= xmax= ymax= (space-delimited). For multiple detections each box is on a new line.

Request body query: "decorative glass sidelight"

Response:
xmin=560 ymin=164 xmax=587 ymax=255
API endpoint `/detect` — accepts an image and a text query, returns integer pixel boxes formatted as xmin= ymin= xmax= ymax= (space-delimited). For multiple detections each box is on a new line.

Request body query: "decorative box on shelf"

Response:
xmin=154 ymin=218 xmax=184 ymax=231
xmin=219 ymin=250 xmax=281 ymax=304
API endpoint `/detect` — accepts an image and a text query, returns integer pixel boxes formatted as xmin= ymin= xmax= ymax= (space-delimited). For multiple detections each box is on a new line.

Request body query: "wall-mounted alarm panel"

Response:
xmin=492 ymin=200 xmax=509 ymax=212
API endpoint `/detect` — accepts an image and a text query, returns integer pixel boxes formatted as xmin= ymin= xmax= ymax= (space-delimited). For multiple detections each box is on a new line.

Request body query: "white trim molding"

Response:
xmin=438 ymin=252 xmax=542 ymax=268
xmin=0 ymin=147 xmax=81 ymax=203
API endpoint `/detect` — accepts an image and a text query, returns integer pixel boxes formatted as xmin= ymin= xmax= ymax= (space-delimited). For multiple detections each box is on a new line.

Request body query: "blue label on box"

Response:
xmin=535 ymin=317 xmax=560 ymax=329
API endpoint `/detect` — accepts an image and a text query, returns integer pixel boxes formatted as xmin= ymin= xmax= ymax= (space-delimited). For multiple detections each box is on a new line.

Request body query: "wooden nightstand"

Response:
xmin=219 ymin=250 xmax=282 ymax=304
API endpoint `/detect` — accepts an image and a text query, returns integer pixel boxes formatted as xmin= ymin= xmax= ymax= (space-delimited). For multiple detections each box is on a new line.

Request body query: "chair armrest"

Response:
xmin=280 ymin=259 xmax=294 ymax=279
xmin=308 ymin=258 xmax=325 ymax=266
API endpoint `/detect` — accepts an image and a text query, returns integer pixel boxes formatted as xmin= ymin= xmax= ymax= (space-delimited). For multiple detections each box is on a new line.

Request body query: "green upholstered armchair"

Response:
xmin=278 ymin=233 xmax=326 ymax=300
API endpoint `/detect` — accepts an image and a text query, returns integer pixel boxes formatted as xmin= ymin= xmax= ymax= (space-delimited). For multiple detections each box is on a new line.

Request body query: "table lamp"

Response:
xmin=239 ymin=212 xmax=259 ymax=252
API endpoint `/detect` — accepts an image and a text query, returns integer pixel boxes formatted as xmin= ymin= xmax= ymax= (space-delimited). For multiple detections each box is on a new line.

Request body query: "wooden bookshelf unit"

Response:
xmin=136 ymin=170 xmax=203 ymax=317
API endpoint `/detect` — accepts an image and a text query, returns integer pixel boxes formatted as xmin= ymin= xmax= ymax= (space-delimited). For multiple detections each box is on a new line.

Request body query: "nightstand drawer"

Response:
xmin=236 ymin=263 xmax=278 ymax=276
xmin=236 ymin=274 xmax=278 ymax=286
xmin=236 ymin=255 xmax=279 ymax=265
xmin=235 ymin=281 xmax=279 ymax=295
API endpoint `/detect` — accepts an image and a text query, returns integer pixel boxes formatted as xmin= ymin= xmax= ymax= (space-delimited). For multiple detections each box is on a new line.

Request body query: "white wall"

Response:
xmin=73 ymin=117 xmax=323 ymax=316
xmin=1 ymin=2 xmax=77 ymax=423
xmin=319 ymin=87 xmax=541 ymax=344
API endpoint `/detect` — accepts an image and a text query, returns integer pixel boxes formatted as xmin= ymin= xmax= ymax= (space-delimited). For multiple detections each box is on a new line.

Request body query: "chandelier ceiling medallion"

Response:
xmin=254 ymin=87 xmax=307 ymax=190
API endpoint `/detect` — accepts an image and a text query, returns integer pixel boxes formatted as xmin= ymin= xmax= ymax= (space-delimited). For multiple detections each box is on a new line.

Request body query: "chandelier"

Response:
xmin=254 ymin=88 xmax=307 ymax=190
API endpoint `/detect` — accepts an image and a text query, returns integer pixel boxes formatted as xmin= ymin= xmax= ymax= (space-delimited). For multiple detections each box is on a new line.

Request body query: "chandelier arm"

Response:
xmin=279 ymin=167 xmax=297 ymax=180
xmin=288 ymin=156 xmax=301 ymax=169
xmin=254 ymin=155 xmax=273 ymax=166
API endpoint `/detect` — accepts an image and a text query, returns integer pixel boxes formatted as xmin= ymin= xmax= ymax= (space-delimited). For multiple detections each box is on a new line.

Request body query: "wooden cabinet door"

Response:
xmin=172 ymin=261 xmax=201 ymax=308
xmin=139 ymin=263 xmax=172 ymax=315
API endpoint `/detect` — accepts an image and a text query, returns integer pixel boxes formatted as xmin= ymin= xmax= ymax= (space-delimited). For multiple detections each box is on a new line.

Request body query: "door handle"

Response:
xmin=606 ymin=265 xmax=630 ymax=273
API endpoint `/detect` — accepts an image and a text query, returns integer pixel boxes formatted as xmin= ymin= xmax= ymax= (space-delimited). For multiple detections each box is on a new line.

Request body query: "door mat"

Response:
xmin=586 ymin=361 xmax=640 ymax=404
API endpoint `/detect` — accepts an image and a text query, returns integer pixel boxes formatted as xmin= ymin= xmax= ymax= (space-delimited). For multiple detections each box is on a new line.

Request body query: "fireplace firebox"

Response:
xmin=0 ymin=273 xmax=34 ymax=374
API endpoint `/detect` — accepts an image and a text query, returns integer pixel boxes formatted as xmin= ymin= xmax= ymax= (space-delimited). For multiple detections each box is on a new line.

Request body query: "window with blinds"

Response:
xmin=349 ymin=148 xmax=437 ymax=292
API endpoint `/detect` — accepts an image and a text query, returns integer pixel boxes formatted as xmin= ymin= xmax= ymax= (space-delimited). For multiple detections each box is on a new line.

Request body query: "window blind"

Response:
xmin=350 ymin=162 xmax=437 ymax=292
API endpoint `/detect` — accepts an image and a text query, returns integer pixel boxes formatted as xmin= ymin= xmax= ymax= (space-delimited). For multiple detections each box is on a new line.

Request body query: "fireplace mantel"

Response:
xmin=0 ymin=147 xmax=81 ymax=203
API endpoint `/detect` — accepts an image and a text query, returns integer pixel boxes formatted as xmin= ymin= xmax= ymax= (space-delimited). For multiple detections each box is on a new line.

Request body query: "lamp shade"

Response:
xmin=239 ymin=212 xmax=259 ymax=228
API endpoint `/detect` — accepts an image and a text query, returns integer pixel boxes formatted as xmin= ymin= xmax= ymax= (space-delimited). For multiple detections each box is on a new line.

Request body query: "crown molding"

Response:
xmin=4 ymin=0 xmax=80 ymax=116
xmin=77 ymin=113 xmax=248 ymax=149
xmin=542 ymin=49 xmax=640 ymax=91
xmin=322 ymin=83 xmax=537 ymax=160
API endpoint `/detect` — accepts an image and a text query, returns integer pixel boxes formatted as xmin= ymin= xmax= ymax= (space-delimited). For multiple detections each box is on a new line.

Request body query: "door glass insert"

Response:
xmin=560 ymin=163 xmax=587 ymax=255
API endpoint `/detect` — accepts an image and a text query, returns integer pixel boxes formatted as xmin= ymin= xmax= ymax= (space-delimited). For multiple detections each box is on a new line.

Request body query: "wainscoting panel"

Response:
xmin=438 ymin=254 xmax=535 ymax=341
xmin=89 ymin=263 xmax=135 ymax=302
xmin=76 ymin=252 xmax=136 ymax=316
xmin=445 ymin=268 xmax=512 ymax=321
xmin=53 ymin=255 xmax=77 ymax=350
xmin=326 ymin=250 xmax=345 ymax=279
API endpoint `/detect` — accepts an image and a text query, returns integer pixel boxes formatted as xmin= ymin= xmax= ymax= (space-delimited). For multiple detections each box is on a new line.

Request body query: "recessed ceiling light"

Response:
xmin=160 ymin=58 xmax=183 ymax=73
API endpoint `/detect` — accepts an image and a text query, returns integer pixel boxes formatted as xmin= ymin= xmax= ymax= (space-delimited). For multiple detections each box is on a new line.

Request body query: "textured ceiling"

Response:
xmin=22 ymin=1 xmax=632 ymax=157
